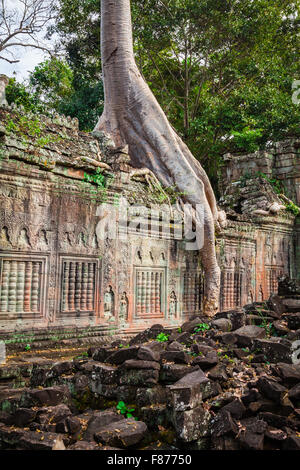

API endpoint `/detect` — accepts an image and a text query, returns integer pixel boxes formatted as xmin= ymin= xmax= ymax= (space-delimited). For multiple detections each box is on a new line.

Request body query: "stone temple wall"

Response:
xmin=0 ymin=93 xmax=298 ymax=343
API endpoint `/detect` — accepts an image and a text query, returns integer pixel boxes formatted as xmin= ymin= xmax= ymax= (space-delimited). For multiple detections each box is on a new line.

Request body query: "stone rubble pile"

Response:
xmin=0 ymin=280 xmax=300 ymax=450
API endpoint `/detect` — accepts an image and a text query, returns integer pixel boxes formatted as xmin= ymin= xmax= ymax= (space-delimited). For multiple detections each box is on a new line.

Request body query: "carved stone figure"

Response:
xmin=119 ymin=292 xmax=128 ymax=322
xmin=104 ymin=285 xmax=115 ymax=320
xmin=169 ymin=291 xmax=177 ymax=318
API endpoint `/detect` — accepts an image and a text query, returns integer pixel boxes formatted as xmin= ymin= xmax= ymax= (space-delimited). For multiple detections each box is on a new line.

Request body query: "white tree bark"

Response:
xmin=95 ymin=0 xmax=221 ymax=316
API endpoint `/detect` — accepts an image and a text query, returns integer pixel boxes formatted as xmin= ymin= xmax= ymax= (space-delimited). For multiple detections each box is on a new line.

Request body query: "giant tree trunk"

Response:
xmin=95 ymin=0 xmax=221 ymax=316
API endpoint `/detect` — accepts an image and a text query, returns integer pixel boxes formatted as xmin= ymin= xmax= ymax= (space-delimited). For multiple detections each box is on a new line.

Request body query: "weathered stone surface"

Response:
xmin=207 ymin=364 xmax=229 ymax=382
xmin=233 ymin=325 xmax=266 ymax=346
xmin=21 ymin=386 xmax=71 ymax=407
xmin=129 ymin=325 xmax=165 ymax=346
xmin=166 ymin=341 xmax=185 ymax=351
xmin=216 ymin=310 xmax=246 ymax=330
xmin=92 ymin=348 xmax=116 ymax=363
xmin=221 ymin=398 xmax=246 ymax=419
xmin=83 ymin=410 xmax=123 ymax=441
xmin=238 ymin=430 xmax=264 ymax=450
xmin=36 ymin=404 xmax=72 ymax=425
xmin=258 ymin=412 xmax=296 ymax=430
xmin=211 ymin=410 xmax=238 ymax=437
xmin=91 ymin=363 xmax=117 ymax=385
xmin=284 ymin=313 xmax=300 ymax=330
xmin=117 ymin=368 xmax=159 ymax=387
xmin=69 ymin=440 xmax=101 ymax=450
xmin=136 ymin=386 xmax=169 ymax=407
xmin=160 ymin=364 xmax=199 ymax=384
xmin=173 ymin=332 xmax=194 ymax=346
xmin=94 ymin=418 xmax=147 ymax=448
xmin=172 ymin=405 xmax=211 ymax=442
xmin=181 ymin=317 xmax=204 ymax=334
xmin=191 ymin=350 xmax=218 ymax=369
xmin=169 ymin=369 xmax=211 ymax=411
xmin=48 ymin=361 xmax=74 ymax=378
xmin=120 ymin=359 xmax=160 ymax=370
xmin=105 ymin=346 xmax=139 ymax=365
xmin=160 ymin=350 xmax=191 ymax=364
xmin=211 ymin=436 xmax=240 ymax=450
xmin=56 ymin=416 xmax=81 ymax=434
xmin=253 ymin=339 xmax=292 ymax=363
xmin=265 ymin=426 xmax=287 ymax=442
xmin=0 ymin=424 xmax=65 ymax=450
xmin=239 ymin=417 xmax=267 ymax=434
xmin=274 ymin=363 xmax=300 ymax=385
xmin=10 ymin=408 xmax=36 ymax=427
xmin=268 ymin=294 xmax=286 ymax=316
xmin=257 ymin=377 xmax=287 ymax=403
xmin=288 ymin=383 xmax=300 ymax=400
xmin=137 ymin=346 xmax=160 ymax=362
xmin=211 ymin=318 xmax=232 ymax=332
xmin=139 ymin=404 xmax=168 ymax=431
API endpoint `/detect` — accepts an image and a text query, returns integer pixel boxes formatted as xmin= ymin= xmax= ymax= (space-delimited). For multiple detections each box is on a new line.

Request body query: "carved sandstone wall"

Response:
xmin=0 ymin=95 xmax=298 ymax=342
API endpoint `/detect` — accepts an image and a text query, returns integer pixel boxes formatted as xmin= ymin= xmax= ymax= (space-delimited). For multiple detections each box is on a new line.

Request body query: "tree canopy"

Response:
xmin=7 ymin=0 xmax=300 ymax=188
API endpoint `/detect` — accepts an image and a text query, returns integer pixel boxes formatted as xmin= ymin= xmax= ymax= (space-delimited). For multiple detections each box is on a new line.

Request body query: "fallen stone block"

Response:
xmin=257 ymin=377 xmax=287 ymax=403
xmin=211 ymin=318 xmax=232 ymax=332
xmin=181 ymin=317 xmax=205 ymax=334
xmin=105 ymin=346 xmax=139 ymax=365
xmin=172 ymin=405 xmax=211 ymax=442
xmin=191 ymin=350 xmax=218 ymax=369
xmin=10 ymin=408 xmax=36 ymax=427
xmin=137 ymin=345 xmax=161 ymax=362
xmin=120 ymin=359 xmax=160 ymax=370
xmin=169 ymin=369 xmax=211 ymax=411
xmin=252 ymin=339 xmax=293 ymax=363
xmin=160 ymin=364 xmax=199 ymax=384
xmin=21 ymin=386 xmax=71 ymax=408
xmin=214 ymin=309 xmax=246 ymax=330
xmin=160 ymin=350 xmax=191 ymax=364
xmin=233 ymin=325 xmax=266 ymax=347
xmin=83 ymin=410 xmax=124 ymax=441
xmin=238 ymin=430 xmax=264 ymax=450
xmin=136 ymin=386 xmax=169 ymax=407
xmin=211 ymin=410 xmax=238 ymax=437
xmin=288 ymin=383 xmax=300 ymax=400
xmin=284 ymin=312 xmax=300 ymax=330
xmin=117 ymin=368 xmax=159 ymax=387
xmin=56 ymin=416 xmax=81 ymax=434
xmin=220 ymin=398 xmax=246 ymax=419
xmin=0 ymin=424 xmax=66 ymax=450
xmin=91 ymin=363 xmax=117 ymax=386
xmin=94 ymin=418 xmax=147 ymax=448
xmin=274 ymin=362 xmax=300 ymax=385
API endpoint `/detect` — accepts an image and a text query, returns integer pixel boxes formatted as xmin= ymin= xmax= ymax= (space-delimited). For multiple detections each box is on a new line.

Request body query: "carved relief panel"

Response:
xmin=0 ymin=254 xmax=48 ymax=320
xmin=182 ymin=270 xmax=203 ymax=319
xmin=59 ymin=257 xmax=99 ymax=317
xmin=134 ymin=267 xmax=166 ymax=319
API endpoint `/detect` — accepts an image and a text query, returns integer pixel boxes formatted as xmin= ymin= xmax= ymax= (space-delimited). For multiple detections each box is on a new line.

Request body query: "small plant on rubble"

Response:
xmin=116 ymin=401 xmax=137 ymax=419
xmin=194 ymin=323 xmax=210 ymax=333
xmin=156 ymin=332 xmax=169 ymax=342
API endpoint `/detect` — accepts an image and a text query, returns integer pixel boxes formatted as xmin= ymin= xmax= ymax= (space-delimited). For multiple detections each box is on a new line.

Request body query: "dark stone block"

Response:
xmin=159 ymin=364 xmax=199 ymax=384
xmin=257 ymin=377 xmax=286 ymax=403
xmin=105 ymin=346 xmax=139 ymax=365
xmin=169 ymin=369 xmax=210 ymax=411
xmin=160 ymin=350 xmax=191 ymax=364
xmin=94 ymin=418 xmax=148 ymax=448
xmin=83 ymin=410 xmax=123 ymax=441
xmin=221 ymin=398 xmax=246 ymax=419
